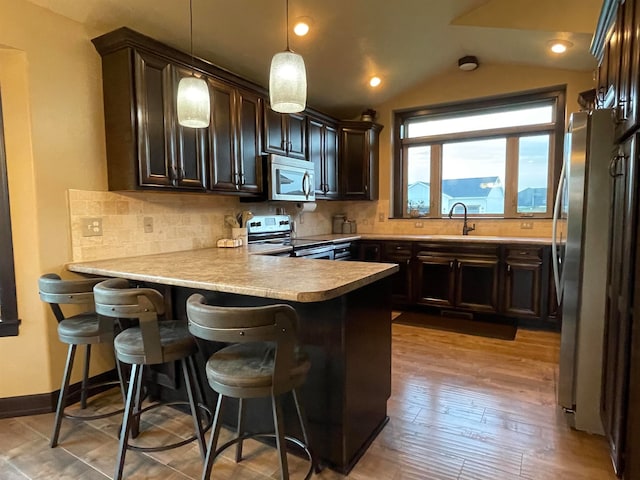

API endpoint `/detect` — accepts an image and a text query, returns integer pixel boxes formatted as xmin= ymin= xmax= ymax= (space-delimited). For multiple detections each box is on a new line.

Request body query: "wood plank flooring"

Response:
xmin=0 ymin=322 xmax=616 ymax=479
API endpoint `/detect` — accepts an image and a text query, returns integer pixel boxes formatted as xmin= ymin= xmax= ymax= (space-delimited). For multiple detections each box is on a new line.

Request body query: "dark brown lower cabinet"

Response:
xmin=357 ymin=241 xmax=382 ymax=262
xmin=356 ymin=240 xmax=555 ymax=328
xmin=503 ymin=246 xmax=543 ymax=318
xmin=414 ymin=243 xmax=500 ymax=314
xmin=601 ymin=133 xmax=639 ymax=478
xmin=380 ymin=242 xmax=413 ymax=306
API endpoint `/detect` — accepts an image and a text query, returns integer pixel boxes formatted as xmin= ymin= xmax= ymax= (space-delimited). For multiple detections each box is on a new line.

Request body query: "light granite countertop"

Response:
xmin=66 ymin=247 xmax=398 ymax=303
xmin=299 ymin=233 xmax=552 ymax=245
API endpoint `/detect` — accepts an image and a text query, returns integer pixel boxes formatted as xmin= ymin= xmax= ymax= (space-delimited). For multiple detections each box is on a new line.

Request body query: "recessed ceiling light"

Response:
xmin=369 ymin=76 xmax=382 ymax=87
xmin=549 ymin=39 xmax=573 ymax=54
xmin=293 ymin=18 xmax=311 ymax=36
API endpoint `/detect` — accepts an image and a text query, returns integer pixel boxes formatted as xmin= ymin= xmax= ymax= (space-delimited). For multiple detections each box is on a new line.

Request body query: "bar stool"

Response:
xmin=93 ymin=278 xmax=209 ymax=480
xmin=38 ymin=273 xmax=124 ymax=448
xmin=186 ymin=293 xmax=317 ymax=480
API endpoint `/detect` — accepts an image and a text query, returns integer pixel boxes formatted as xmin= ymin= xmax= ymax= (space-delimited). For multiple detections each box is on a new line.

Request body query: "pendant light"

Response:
xmin=269 ymin=0 xmax=307 ymax=113
xmin=177 ymin=0 xmax=210 ymax=128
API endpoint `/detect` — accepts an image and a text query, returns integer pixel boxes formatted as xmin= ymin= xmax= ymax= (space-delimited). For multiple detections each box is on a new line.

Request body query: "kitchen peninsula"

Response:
xmin=67 ymin=247 xmax=398 ymax=473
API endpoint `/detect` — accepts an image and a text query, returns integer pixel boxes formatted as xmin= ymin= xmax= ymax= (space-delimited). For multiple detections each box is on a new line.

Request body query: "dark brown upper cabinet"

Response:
xmin=92 ymin=28 xmax=382 ymax=201
xmin=93 ymin=27 xmax=266 ymax=194
xmin=263 ymin=105 xmax=307 ymax=160
xmin=339 ymin=121 xmax=383 ymax=200
xmin=207 ymin=78 xmax=262 ymax=195
xmin=308 ymin=115 xmax=339 ymax=199
xmin=94 ymin=46 xmax=207 ymax=191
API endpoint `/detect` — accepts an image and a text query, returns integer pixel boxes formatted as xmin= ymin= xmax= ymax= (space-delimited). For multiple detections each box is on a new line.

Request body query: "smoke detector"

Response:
xmin=458 ymin=55 xmax=479 ymax=71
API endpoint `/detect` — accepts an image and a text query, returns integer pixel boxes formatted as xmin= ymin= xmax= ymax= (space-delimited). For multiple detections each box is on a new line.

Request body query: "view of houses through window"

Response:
xmin=395 ymin=86 xmax=564 ymax=219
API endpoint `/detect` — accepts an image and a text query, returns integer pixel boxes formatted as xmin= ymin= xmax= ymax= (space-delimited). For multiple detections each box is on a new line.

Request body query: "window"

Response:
xmin=0 ymin=90 xmax=19 ymax=336
xmin=393 ymin=86 xmax=566 ymax=219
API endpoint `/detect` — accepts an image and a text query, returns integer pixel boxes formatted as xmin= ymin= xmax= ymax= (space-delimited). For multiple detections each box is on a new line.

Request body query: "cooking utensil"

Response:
xmin=241 ymin=211 xmax=254 ymax=227
xmin=225 ymin=215 xmax=239 ymax=228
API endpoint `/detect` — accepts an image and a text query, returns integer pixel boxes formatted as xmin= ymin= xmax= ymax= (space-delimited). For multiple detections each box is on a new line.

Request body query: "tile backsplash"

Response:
xmin=68 ymin=190 xmax=552 ymax=262
xmin=68 ymin=190 xmax=238 ymax=261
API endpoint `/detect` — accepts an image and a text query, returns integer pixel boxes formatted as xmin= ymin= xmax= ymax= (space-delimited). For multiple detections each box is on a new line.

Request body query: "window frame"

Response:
xmin=0 ymin=89 xmax=19 ymax=336
xmin=392 ymin=85 xmax=566 ymax=219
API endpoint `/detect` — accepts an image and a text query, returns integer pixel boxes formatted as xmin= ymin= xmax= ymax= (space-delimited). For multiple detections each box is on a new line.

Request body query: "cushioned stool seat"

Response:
xmin=187 ymin=294 xmax=318 ymax=480
xmin=206 ymin=343 xmax=310 ymax=390
xmin=114 ymin=320 xmax=198 ymax=364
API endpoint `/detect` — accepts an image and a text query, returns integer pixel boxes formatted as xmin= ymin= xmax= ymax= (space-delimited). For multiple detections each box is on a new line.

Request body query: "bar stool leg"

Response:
xmin=115 ymin=363 xmax=142 ymax=480
xmin=292 ymin=388 xmax=320 ymax=473
xmin=114 ymin=356 xmax=127 ymax=405
xmin=130 ymin=366 xmax=144 ymax=439
xmin=235 ymin=398 xmax=245 ymax=462
xmin=271 ymin=394 xmax=289 ymax=480
xmin=182 ymin=358 xmax=206 ymax=459
xmin=202 ymin=394 xmax=224 ymax=480
xmin=51 ymin=344 xmax=77 ymax=448
xmin=187 ymin=355 xmax=206 ymax=404
xmin=80 ymin=345 xmax=91 ymax=409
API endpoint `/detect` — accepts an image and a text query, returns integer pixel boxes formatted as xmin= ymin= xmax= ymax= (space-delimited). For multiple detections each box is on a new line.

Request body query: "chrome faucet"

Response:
xmin=448 ymin=202 xmax=475 ymax=235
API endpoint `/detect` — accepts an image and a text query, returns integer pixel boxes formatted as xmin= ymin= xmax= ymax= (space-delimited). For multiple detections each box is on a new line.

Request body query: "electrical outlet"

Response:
xmin=415 ymin=221 xmax=424 ymax=228
xmin=82 ymin=217 xmax=102 ymax=237
xmin=143 ymin=216 xmax=154 ymax=233
xmin=378 ymin=212 xmax=385 ymax=222
xmin=520 ymin=221 xmax=533 ymax=229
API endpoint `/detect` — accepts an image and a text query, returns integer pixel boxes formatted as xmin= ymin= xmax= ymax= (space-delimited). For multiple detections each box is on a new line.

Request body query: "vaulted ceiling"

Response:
xmin=26 ymin=0 xmax=603 ymax=118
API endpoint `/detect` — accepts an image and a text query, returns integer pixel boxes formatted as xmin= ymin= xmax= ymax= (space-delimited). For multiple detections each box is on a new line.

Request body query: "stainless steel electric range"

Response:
xmin=246 ymin=215 xmax=335 ymax=259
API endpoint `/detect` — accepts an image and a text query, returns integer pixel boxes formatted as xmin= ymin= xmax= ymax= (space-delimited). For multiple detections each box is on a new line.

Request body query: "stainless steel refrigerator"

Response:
xmin=552 ymin=108 xmax=615 ymax=433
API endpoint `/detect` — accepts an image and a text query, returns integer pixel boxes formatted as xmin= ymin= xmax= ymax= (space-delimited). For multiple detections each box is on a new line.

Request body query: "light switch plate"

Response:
xmin=82 ymin=217 xmax=102 ymax=237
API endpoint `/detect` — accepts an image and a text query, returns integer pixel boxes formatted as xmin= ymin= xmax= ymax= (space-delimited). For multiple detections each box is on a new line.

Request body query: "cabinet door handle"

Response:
xmin=507 ymin=264 xmax=511 ymax=272
xmin=449 ymin=261 xmax=454 ymax=269
xmin=239 ymin=173 xmax=245 ymax=185
xmin=364 ymin=185 xmax=368 ymax=193
xmin=615 ymin=99 xmax=628 ymax=123
xmin=234 ymin=173 xmax=240 ymax=186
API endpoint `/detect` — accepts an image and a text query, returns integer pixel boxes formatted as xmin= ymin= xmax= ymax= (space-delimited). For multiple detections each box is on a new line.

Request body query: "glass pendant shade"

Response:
xmin=177 ymin=76 xmax=210 ymax=128
xmin=269 ymin=50 xmax=307 ymax=113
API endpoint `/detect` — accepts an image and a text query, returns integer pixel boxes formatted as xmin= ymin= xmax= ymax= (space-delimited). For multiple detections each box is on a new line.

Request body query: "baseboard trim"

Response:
xmin=0 ymin=369 xmax=118 ymax=419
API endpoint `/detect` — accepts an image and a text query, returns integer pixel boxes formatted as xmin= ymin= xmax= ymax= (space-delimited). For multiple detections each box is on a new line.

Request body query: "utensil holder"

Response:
xmin=231 ymin=227 xmax=248 ymax=246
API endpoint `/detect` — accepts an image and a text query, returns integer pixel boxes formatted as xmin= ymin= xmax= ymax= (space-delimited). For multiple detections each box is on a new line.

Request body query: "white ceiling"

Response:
xmin=26 ymin=0 xmax=603 ymax=118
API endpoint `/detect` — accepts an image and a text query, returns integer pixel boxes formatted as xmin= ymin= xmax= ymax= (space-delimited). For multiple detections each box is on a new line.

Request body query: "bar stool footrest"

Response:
xmin=63 ymin=381 xmax=124 ymax=421
xmin=214 ymin=432 xmax=315 ymax=480
xmin=125 ymin=400 xmax=212 ymax=453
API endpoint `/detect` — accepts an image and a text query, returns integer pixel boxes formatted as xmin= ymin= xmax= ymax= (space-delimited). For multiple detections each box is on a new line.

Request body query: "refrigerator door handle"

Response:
xmin=552 ymin=158 xmax=566 ymax=305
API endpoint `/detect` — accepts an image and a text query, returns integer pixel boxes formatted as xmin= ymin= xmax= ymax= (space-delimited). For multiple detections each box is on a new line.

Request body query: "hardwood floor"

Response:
xmin=0 ymin=322 xmax=616 ymax=479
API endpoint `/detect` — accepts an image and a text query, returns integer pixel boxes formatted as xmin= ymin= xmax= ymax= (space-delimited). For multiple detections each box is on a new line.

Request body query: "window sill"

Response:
xmin=0 ymin=318 xmax=20 ymax=337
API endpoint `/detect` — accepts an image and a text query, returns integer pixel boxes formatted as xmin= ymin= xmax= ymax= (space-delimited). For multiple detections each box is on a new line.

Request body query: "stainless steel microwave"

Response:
xmin=267 ymin=154 xmax=315 ymax=202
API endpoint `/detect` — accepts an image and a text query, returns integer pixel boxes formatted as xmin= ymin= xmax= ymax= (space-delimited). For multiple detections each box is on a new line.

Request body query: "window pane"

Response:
xmin=407 ymin=104 xmax=553 ymax=138
xmin=407 ymin=146 xmax=430 ymax=215
xmin=442 ymin=139 xmax=506 ymax=215
xmin=517 ymin=135 xmax=550 ymax=213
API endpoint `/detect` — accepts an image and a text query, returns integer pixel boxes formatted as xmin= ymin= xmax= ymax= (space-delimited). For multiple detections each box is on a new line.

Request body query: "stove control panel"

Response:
xmin=247 ymin=215 xmax=291 ymax=235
